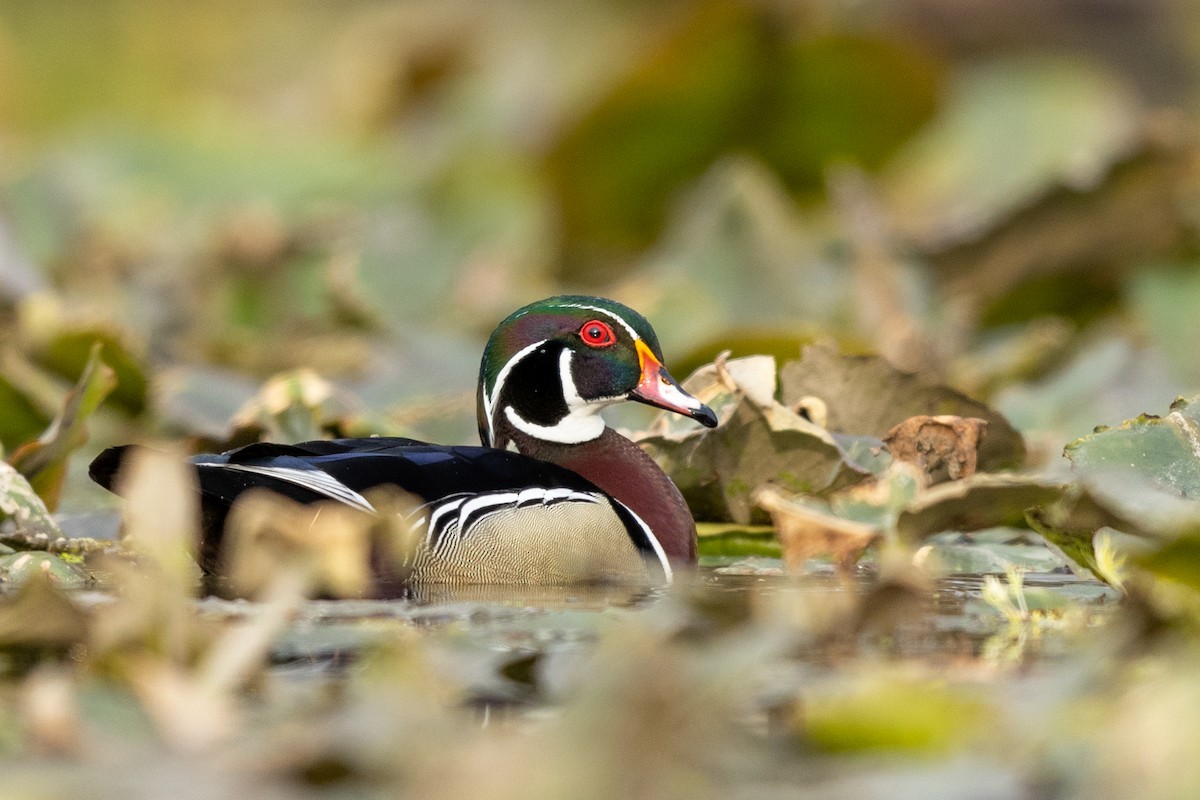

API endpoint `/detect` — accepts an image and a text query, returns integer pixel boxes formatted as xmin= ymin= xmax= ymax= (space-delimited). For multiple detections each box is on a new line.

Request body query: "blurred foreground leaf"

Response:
xmin=800 ymin=675 xmax=990 ymax=754
xmin=0 ymin=575 xmax=88 ymax=651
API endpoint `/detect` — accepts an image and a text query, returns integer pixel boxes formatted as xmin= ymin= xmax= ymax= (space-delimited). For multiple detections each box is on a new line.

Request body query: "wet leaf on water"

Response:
xmin=0 ymin=461 xmax=63 ymax=538
xmin=883 ymin=415 xmax=989 ymax=483
xmin=696 ymin=522 xmax=781 ymax=561
xmin=1023 ymin=480 xmax=1164 ymax=578
xmin=0 ymin=551 xmax=91 ymax=590
xmin=914 ymin=528 xmax=1077 ymax=575
xmin=8 ymin=342 xmax=117 ymax=510
xmin=780 ymin=345 xmax=1026 ymax=472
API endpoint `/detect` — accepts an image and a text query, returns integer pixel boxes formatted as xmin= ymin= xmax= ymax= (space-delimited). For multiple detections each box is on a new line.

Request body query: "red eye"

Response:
xmin=579 ymin=320 xmax=616 ymax=347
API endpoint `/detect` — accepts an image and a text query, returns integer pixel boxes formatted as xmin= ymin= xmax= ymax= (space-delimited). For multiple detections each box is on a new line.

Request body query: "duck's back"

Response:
xmin=89 ymin=437 xmax=667 ymax=587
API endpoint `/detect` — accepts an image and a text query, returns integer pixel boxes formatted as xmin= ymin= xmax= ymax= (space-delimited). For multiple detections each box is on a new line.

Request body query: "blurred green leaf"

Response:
xmin=1128 ymin=263 xmax=1200 ymax=388
xmin=753 ymin=35 xmax=941 ymax=192
xmin=548 ymin=6 xmax=942 ymax=271
xmin=9 ymin=343 xmax=116 ymax=510
xmin=0 ymin=374 xmax=52 ymax=453
xmin=546 ymin=1 xmax=769 ymax=265
xmin=1137 ymin=535 xmax=1200 ymax=592
xmin=1065 ymin=394 xmax=1200 ymax=497
xmin=802 ymin=676 xmax=990 ymax=753
xmin=37 ymin=329 xmax=148 ymax=414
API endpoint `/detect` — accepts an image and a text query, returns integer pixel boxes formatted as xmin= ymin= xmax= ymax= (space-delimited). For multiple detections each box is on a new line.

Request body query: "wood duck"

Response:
xmin=90 ymin=296 xmax=717 ymax=588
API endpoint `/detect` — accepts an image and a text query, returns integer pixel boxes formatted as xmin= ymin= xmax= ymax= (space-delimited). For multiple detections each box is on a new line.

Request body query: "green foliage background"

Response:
xmin=4 ymin=1 xmax=1200 ymax=797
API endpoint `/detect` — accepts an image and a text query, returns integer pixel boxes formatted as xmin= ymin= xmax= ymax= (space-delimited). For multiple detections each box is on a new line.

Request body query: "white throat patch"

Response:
xmin=500 ymin=348 xmax=618 ymax=444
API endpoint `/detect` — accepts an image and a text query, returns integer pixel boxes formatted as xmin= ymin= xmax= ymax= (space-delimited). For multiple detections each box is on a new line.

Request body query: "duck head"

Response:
xmin=477 ymin=296 xmax=718 ymax=449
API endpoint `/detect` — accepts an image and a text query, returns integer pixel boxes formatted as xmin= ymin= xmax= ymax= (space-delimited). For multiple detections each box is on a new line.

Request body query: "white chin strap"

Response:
xmin=501 ymin=348 xmax=620 ymax=444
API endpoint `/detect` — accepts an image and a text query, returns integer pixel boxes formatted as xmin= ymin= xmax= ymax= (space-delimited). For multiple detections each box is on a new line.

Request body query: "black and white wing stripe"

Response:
xmin=417 ymin=487 xmax=605 ymax=553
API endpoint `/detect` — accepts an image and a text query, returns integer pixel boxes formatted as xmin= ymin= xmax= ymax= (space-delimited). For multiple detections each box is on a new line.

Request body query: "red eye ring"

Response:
xmin=579 ymin=319 xmax=617 ymax=347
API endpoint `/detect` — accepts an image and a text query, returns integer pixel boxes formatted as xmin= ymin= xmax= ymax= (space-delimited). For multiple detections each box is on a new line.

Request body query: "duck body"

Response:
xmin=90 ymin=296 xmax=717 ymax=589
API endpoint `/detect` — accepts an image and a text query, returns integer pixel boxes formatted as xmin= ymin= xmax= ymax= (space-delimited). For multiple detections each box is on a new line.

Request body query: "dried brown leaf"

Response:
xmin=755 ymin=486 xmax=879 ymax=576
xmin=883 ymin=415 xmax=989 ymax=482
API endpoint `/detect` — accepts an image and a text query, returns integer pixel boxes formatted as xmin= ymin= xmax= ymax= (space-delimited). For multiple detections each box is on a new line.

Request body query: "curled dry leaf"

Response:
xmin=755 ymin=485 xmax=879 ymax=576
xmin=639 ymin=354 xmax=867 ymax=523
xmin=883 ymin=415 xmax=989 ymax=482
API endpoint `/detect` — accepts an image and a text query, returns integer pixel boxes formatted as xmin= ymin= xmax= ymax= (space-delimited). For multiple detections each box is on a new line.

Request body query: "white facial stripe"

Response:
xmin=557 ymin=303 xmax=640 ymax=341
xmin=484 ymin=339 xmax=548 ymax=447
xmin=504 ymin=404 xmax=606 ymax=444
